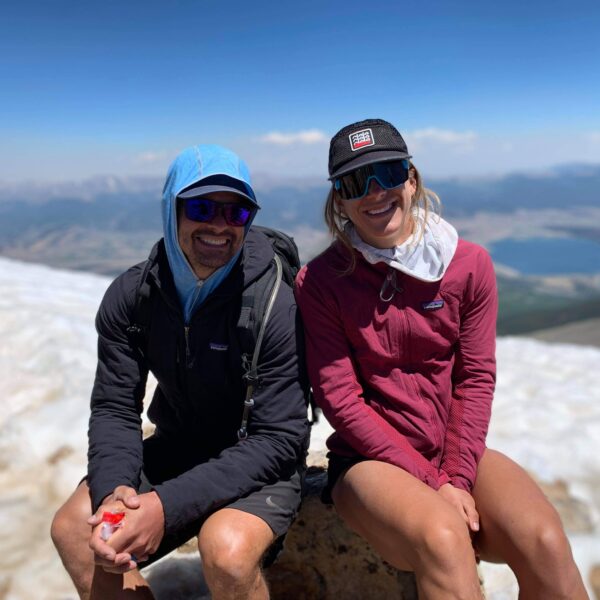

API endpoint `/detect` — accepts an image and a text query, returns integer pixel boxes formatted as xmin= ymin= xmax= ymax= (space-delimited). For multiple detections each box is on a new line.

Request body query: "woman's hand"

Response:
xmin=438 ymin=483 xmax=480 ymax=533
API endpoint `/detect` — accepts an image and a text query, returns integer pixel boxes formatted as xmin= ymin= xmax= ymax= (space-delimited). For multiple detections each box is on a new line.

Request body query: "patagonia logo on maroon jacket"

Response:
xmin=421 ymin=299 xmax=444 ymax=311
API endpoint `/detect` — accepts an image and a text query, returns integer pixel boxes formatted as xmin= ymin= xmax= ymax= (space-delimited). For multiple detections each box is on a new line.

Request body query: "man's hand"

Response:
xmin=87 ymin=487 xmax=164 ymax=573
xmin=94 ymin=485 xmax=142 ymax=513
xmin=438 ymin=483 xmax=480 ymax=533
xmin=87 ymin=485 xmax=140 ymax=572
xmin=106 ymin=491 xmax=165 ymax=561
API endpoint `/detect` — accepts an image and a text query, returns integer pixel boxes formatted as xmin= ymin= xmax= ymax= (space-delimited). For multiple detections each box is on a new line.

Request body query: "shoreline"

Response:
xmin=521 ymin=317 xmax=600 ymax=349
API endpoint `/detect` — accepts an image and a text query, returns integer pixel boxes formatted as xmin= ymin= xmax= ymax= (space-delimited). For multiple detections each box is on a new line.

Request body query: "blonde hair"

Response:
xmin=324 ymin=163 xmax=441 ymax=274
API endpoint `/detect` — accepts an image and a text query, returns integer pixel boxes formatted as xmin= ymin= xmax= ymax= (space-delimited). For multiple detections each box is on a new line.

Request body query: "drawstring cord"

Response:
xmin=379 ymin=269 xmax=403 ymax=302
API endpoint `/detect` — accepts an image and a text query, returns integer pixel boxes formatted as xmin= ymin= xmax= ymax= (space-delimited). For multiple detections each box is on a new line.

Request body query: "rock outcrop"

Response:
xmin=265 ymin=467 xmax=419 ymax=599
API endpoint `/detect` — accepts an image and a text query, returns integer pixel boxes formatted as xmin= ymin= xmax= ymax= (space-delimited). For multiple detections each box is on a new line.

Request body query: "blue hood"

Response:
xmin=161 ymin=145 xmax=257 ymax=323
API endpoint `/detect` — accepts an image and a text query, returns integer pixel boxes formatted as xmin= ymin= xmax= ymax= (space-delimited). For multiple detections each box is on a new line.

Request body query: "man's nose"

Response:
xmin=209 ymin=206 xmax=229 ymax=228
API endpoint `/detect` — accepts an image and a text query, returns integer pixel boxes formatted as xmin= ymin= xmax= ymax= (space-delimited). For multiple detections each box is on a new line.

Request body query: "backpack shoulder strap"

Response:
xmin=237 ymin=254 xmax=283 ymax=440
xmin=251 ymin=225 xmax=301 ymax=287
xmin=126 ymin=259 xmax=154 ymax=358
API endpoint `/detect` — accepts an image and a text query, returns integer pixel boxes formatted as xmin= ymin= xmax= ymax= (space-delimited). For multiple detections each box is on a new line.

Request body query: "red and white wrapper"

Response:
xmin=100 ymin=511 xmax=125 ymax=541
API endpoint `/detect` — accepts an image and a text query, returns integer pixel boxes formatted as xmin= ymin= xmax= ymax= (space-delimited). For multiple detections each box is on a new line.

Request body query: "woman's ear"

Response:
xmin=334 ymin=194 xmax=347 ymax=217
xmin=407 ymin=169 xmax=418 ymax=197
xmin=333 ymin=188 xmax=340 ymax=204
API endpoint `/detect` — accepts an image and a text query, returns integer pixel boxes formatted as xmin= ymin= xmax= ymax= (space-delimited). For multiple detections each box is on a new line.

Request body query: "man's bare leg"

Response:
xmin=51 ymin=482 xmax=154 ymax=600
xmin=198 ymin=508 xmax=276 ymax=600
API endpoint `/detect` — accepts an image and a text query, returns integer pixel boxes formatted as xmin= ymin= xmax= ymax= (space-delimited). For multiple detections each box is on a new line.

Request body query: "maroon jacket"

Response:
xmin=295 ymin=238 xmax=497 ymax=492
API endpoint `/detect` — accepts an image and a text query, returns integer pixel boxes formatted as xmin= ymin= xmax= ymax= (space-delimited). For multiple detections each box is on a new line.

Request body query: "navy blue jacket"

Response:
xmin=87 ymin=229 xmax=310 ymax=540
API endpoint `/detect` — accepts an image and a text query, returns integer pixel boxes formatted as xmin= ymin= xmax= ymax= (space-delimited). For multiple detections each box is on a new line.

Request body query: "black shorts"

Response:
xmin=321 ymin=452 xmax=367 ymax=505
xmin=91 ymin=434 xmax=303 ymax=568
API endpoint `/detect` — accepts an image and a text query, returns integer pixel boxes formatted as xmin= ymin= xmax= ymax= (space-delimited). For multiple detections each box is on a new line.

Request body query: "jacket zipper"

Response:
xmin=184 ymin=325 xmax=192 ymax=369
xmin=392 ymin=268 xmax=443 ymax=459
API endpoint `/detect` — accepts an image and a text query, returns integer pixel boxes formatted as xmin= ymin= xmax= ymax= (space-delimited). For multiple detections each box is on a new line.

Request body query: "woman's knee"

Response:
xmin=415 ymin=514 xmax=474 ymax=572
xmin=528 ymin=517 xmax=573 ymax=567
xmin=508 ymin=517 xmax=584 ymax=597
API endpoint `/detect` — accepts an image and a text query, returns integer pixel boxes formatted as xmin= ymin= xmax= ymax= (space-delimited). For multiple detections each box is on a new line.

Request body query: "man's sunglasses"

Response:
xmin=183 ymin=197 xmax=256 ymax=227
xmin=334 ymin=159 xmax=410 ymax=200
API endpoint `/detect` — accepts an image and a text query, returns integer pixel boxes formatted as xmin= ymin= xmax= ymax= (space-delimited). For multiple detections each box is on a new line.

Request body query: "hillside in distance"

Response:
xmin=1 ymin=164 xmax=600 ymax=335
xmin=2 ymin=163 xmax=600 ymax=261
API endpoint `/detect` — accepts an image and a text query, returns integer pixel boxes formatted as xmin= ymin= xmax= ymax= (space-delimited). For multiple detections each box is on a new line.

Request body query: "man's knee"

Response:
xmin=198 ymin=518 xmax=268 ymax=586
xmin=198 ymin=509 xmax=274 ymax=587
xmin=50 ymin=504 xmax=70 ymax=551
xmin=51 ymin=484 xmax=93 ymax=556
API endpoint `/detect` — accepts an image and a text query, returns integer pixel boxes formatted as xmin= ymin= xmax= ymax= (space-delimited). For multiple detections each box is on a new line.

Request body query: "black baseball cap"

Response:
xmin=328 ymin=118 xmax=412 ymax=180
xmin=177 ymin=174 xmax=259 ymax=207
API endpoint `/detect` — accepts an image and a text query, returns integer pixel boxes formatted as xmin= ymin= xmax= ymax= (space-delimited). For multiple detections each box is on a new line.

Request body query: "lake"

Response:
xmin=490 ymin=237 xmax=600 ymax=275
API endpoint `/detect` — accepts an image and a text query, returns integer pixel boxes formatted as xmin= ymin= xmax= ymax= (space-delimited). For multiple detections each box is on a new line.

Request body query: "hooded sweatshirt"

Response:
xmin=161 ymin=145 xmax=257 ymax=322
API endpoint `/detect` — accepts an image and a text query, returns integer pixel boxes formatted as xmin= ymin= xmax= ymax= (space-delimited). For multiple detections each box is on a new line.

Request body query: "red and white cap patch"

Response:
xmin=349 ymin=128 xmax=375 ymax=151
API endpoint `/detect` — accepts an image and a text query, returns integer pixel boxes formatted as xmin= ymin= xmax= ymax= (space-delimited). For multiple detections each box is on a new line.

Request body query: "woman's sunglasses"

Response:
xmin=334 ymin=159 xmax=410 ymax=200
xmin=183 ymin=197 xmax=256 ymax=227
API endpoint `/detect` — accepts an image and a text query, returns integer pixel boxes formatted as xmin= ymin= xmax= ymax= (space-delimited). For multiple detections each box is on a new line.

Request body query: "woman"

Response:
xmin=295 ymin=119 xmax=588 ymax=599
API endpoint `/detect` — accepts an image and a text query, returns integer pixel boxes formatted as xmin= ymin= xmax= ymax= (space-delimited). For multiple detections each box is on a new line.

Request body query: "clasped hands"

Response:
xmin=87 ymin=486 xmax=165 ymax=574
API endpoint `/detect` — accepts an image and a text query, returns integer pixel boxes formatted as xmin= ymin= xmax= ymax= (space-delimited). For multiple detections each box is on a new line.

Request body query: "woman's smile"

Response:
xmin=363 ymin=199 xmax=397 ymax=217
xmin=340 ymin=181 xmax=416 ymax=249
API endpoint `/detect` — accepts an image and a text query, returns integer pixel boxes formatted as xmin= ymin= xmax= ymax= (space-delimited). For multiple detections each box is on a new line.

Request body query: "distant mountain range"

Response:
xmin=1 ymin=163 xmax=599 ymax=335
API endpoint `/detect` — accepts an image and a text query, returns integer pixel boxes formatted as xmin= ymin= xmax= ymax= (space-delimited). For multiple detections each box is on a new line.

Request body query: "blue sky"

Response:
xmin=2 ymin=0 xmax=600 ymax=182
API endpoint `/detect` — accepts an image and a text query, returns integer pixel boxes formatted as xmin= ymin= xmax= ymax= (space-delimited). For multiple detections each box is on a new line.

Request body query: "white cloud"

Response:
xmin=408 ymin=128 xmax=478 ymax=144
xmin=4 ymin=129 xmax=600 ymax=184
xmin=135 ymin=151 xmax=168 ymax=164
xmin=404 ymin=128 xmax=480 ymax=164
xmin=585 ymin=132 xmax=600 ymax=143
xmin=258 ymin=129 xmax=328 ymax=146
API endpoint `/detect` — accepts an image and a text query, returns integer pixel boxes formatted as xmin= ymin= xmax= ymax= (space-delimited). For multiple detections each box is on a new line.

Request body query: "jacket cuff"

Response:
xmin=450 ymin=474 xmax=473 ymax=492
xmin=152 ymin=481 xmax=202 ymax=540
xmin=437 ymin=470 xmax=452 ymax=488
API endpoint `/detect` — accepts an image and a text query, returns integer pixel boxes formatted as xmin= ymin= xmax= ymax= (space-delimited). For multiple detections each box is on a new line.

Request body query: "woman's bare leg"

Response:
xmin=473 ymin=449 xmax=588 ymax=600
xmin=332 ymin=460 xmax=483 ymax=600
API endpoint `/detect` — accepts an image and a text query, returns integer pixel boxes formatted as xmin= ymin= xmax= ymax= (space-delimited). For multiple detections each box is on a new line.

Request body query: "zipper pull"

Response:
xmin=379 ymin=269 xmax=403 ymax=302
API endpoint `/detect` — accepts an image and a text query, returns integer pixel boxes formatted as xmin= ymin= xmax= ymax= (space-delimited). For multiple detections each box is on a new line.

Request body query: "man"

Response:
xmin=51 ymin=145 xmax=310 ymax=600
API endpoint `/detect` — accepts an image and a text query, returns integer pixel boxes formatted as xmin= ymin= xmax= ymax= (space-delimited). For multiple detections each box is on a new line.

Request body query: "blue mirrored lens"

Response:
xmin=184 ymin=198 xmax=254 ymax=226
xmin=225 ymin=204 xmax=253 ymax=226
xmin=335 ymin=159 xmax=409 ymax=200
xmin=185 ymin=198 xmax=217 ymax=222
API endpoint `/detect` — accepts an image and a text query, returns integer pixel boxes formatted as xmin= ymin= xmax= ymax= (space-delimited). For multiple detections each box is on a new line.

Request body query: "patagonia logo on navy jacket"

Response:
xmin=209 ymin=342 xmax=228 ymax=351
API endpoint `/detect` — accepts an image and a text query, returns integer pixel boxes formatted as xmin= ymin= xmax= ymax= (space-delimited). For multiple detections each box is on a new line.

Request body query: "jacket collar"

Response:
xmin=146 ymin=228 xmax=275 ymax=312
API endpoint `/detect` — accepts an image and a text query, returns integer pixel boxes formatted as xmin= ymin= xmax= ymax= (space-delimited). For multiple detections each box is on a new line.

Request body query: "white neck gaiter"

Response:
xmin=347 ymin=209 xmax=459 ymax=282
